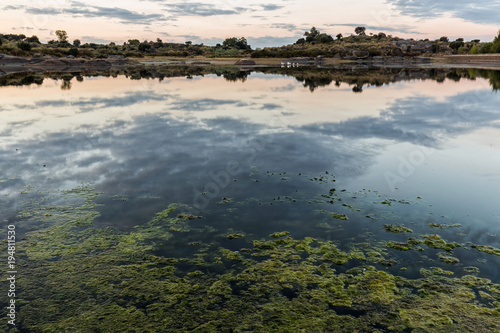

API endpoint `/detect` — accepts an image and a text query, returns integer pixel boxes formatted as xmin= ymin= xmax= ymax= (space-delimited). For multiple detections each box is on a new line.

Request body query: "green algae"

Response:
xmin=464 ymin=266 xmax=480 ymax=274
xmin=270 ymin=231 xmax=290 ymax=238
xmin=437 ymin=252 xmax=460 ymax=264
xmin=331 ymin=212 xmax=349 ymax=220
xmin=471 ymin=244 xmax=500 ymax=256
xmin=386 ymin=237 xmax=422 ymax=251
xmin=226 ymin=233 xmax=244 ymax=239
xmin=383 ymin=224 xmax=413 ymax=234
xmin=2 ymin=183 xmax=500 ymax=332
xmin=429 ymin=223 xmax=462 ymax=228
xmin=218 ymin=197 xmax=233 ymax=204
xmin=423 ymin=234 xmax=461 ymax=251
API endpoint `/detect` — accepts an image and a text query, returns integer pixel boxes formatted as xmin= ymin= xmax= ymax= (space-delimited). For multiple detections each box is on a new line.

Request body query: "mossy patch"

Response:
xmin=471 ymin=244 xmax=500 ymax=256
xmin=2 ymin=183 xmax=500 ymax=332
xmin=423 ymin=234 xmax=461 ymax=251
xmin=383 ymin=224 xmax=413 ymax=234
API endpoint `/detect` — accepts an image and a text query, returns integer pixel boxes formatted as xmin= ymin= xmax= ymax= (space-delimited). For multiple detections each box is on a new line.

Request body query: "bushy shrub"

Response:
xmin=480 ymin=43 xmax=492 ymax=54
xmin=449 ymin=41 xmax=464 ymax=51
xmin=469 ymin=44 xmax=479 ymax=54
xmin=17 ymin=41 xmax=32 ymax=51
xmin=68 ymin=47 xmax=79 ymax=57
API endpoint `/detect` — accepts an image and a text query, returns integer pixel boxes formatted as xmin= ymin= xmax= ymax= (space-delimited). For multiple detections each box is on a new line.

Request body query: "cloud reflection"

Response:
xmin=299 ymin=91 xmax=500 ymax=147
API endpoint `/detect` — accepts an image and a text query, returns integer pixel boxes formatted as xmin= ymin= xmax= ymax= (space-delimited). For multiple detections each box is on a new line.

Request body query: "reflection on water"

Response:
xmin=1 ymin=67 xmax=500 ymax=331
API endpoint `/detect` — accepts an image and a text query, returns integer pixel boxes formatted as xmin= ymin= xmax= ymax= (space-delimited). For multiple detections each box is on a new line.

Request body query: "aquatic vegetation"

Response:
xmin=429 ymin=223 xmax=462 ymax=228
xmin=270 ymin=231 xmax=290 ymax=238
xmin=2 ymin=182 xmax=500 ymax=332
xmin=423 ymin=234 xmax=461 ymax=251
xmin=331 ymin=213 xmax=349 ymax=220
xmin=471 ymin=244 xmax=500 ymax=256
xmin=226 ymin=233 xmax=244 ymax=239
xmin=386 ymin=238 xmax=421 ymax=251
xmin=437 ymin=252 xmax=460 ymax=264
xmin=383 ymin=224 xmax=413 ymax=234
xmin=218 ymin=197 xmax=233 ymax=204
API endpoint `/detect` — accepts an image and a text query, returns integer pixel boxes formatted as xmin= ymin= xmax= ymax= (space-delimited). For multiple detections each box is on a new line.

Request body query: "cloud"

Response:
xmin=270 ymin=23 xmax=300 ymax=32
xmin=387 ymin=0 xmax=500 ymax=25
xmin=260 ymin=4 xmax=285 ymax=11
xmin=21 ymin=2 xmax=166 ymax=25
xmin=162 ymin=2 xmax=241 ymax=16
xmin=335 ymin=23 xmax=421 ymax=35
xmin=3 ymin=5 xmax=25 ymax=10
xmin=67 ymin=3 xmax=166 ymax=24
xmin=25 ymin=7 xmax=61 ymax=15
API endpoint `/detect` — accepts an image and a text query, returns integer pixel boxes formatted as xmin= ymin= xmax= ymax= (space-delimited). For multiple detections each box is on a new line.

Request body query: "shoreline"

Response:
xmin=1 ymin=54 xmax=500 ymax=75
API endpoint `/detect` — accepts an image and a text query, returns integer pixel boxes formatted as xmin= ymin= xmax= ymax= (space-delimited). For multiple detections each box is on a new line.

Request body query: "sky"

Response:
xmin=0 ymin=0 xmax=499 ymax=48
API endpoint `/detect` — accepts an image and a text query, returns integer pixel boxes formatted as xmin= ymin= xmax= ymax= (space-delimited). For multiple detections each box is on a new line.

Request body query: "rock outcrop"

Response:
xmin=0 ymin=54 xmax=137 ymax=75
xmin=235 ymin=59 xmax=256 ymax=65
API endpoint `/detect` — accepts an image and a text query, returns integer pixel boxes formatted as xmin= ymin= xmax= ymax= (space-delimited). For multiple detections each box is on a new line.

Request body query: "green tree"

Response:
xmin=26 ymin=35 xmax=40 ymax=43
xmin=128 ymin=39 xmax=140 ymax=46
xmin=449 ymin=40 xmax=464 ymax=51
xmin=55 ymin=30 xmax=68 ymax=42
xmin=304 ymin=27 xmax=320 ymax=42
xmin=154 ymin=38 xmax=163 ymax=48
xmin=491 ymin=30 xmax=500 ymax=53
xmin=336 ymin=33 xmax=343 ymax=40
xmin=73 ymin=39 xmax=81 ymax=47
xmin=480 ymin=43 xmax=492 ymax=54
xmin=439 ymin=36 xmax=449 ymax=43
xmin=222 ymin=37 xmax=251 ymax=50
xmin=138 ymin=42 xmax=151 ymax=52
xmin=469 ymin=44 xmax=479 ymax=54
xmin=295 ymin=38 xmax=305 ymax=44
xmin=317 ymin=33 xmax=334 ymax=43
xmin=355 ymin=27 xmax=366 ymax=36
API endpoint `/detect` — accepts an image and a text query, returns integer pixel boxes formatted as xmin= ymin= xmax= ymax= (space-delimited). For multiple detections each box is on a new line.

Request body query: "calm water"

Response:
xmin=1 ymin=68 xmax=500 ymax=330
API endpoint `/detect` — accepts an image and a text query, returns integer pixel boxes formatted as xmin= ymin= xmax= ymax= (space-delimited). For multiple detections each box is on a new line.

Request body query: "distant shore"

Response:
xmin=1 ymin=53 xmax=500 ymax=76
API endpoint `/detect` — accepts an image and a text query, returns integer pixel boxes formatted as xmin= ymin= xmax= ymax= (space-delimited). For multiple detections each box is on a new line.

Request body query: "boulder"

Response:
xmin=235 ymin=59 xmax=256 ymax=65
xmin=0 ymin=54 xmax=29 ymax=65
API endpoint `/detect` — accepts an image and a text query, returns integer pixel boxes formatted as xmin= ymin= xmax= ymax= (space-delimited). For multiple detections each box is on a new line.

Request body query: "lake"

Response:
xmin=1 ymin=66 xmax=500 ymax=332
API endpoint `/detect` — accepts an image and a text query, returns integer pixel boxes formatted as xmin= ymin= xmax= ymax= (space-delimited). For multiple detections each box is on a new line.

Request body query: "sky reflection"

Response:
xmin=1 ymin=71 xmax=499 ymax=237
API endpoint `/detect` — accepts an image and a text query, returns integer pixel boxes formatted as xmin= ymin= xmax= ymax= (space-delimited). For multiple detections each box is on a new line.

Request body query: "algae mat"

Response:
xmin=1 ymin=172 xmax=500 ymax=332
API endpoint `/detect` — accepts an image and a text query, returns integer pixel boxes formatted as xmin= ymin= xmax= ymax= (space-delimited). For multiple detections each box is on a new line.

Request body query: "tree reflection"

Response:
xmin=1 ymin=66 xmax=499 ymax=92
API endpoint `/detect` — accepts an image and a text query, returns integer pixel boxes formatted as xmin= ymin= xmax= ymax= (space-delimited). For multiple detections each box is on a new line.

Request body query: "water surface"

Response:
xmin=1 ymin=67 xmax=500 ymax=331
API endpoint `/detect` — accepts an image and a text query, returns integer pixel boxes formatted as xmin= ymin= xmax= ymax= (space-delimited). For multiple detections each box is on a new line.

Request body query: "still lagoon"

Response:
xmin=1 ymin=67 xmax=500 ymax=331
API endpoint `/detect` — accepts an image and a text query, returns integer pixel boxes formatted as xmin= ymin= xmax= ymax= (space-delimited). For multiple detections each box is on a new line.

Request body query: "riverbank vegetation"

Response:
xmin=1 ymin=28 xmax=499 ymax=60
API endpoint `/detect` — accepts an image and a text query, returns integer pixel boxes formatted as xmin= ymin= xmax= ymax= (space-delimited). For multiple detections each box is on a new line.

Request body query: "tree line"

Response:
xmin=1 ymin=28 xmax=499 ymax=59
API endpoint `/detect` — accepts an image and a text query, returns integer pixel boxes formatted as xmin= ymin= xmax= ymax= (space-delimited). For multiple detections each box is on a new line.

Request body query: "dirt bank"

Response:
xmin=434 ymin=54 xmax=500 ymax=70
xmin=2 ymin=54 xmax=500 ymax=76
xmin=0 ymin=54 xmax=138 ymax=75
